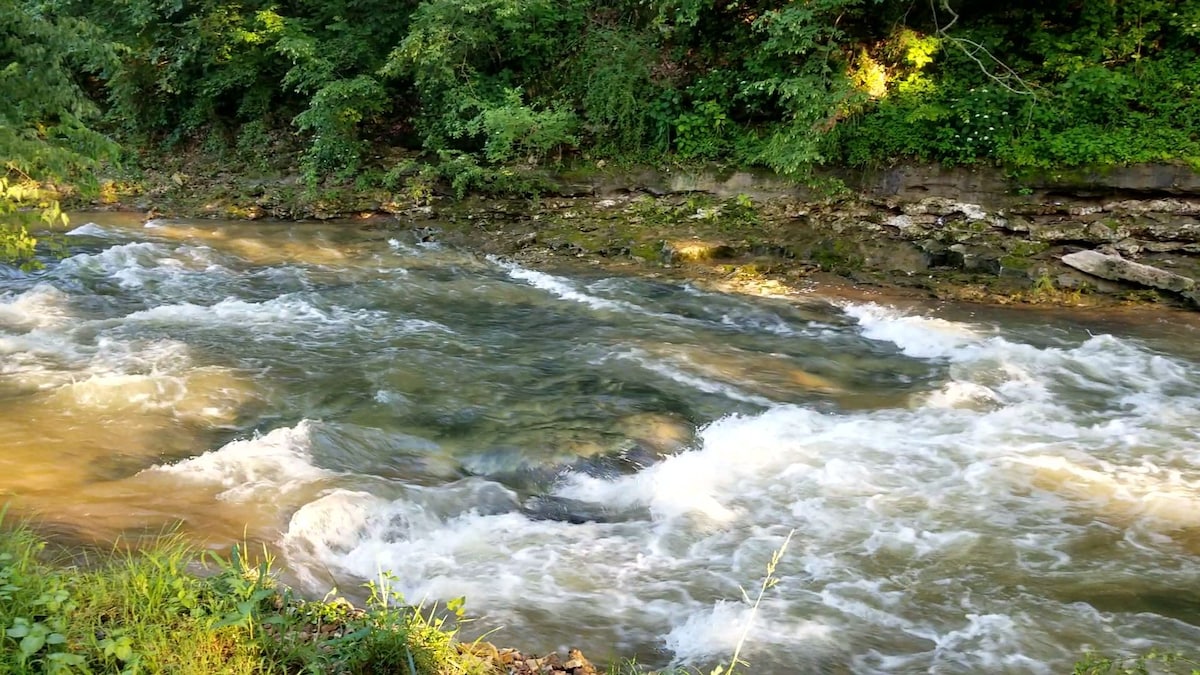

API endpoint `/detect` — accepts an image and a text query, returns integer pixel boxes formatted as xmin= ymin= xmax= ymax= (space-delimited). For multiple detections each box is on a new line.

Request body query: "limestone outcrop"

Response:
xmin=1061 ymin=250 xmax=1196 ymax=294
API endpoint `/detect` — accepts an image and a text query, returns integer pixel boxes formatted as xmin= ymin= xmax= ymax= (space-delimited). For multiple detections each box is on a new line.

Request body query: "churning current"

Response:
xmin=3 ymin=213 xmax=1200 ymax=673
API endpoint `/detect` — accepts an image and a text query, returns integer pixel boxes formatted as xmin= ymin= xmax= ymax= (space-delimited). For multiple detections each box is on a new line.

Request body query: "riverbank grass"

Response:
xmin=0 ymin=516 xmax=492 ymax=674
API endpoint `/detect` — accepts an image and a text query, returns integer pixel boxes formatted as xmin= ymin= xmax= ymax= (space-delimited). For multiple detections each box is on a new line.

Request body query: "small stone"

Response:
xmin=566 ymin=649 xmax=598 ymax=675
xmin=1113 ymin=238 xmax=1142 ymax=256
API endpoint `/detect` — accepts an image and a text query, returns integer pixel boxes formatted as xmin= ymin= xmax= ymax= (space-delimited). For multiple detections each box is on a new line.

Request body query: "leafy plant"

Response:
xmin=293 ymin=75 xmax=389 ymax=180
xmin=674 ymin=100 xmax=729 ymax=159
xmin=468 ymin=89 xmax=579 ymax=164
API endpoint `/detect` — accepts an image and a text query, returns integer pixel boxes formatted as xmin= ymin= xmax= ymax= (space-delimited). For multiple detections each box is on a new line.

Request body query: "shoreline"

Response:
xmin=68 ymin=160 xmax=1200 ymax=317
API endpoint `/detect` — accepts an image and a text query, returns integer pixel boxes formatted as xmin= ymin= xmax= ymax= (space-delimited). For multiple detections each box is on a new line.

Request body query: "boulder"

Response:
xmin=1061 ymin=250 xmax=1196 ymax=294
xmin=948 ymin=243 xmax=1002 ymax=274
xmin=520 ymin=495 xmax=649 ymax=524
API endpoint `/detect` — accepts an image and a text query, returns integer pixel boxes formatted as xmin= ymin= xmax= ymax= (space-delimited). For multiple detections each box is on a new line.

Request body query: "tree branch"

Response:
xmin=931 ymin=0 xmax=1036 ymax=96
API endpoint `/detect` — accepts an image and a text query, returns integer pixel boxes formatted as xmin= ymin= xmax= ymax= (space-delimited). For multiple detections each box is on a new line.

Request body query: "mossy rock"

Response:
xmin=664 ymin=239 xmax=736 ymax=263
xmin=809 ymin=238 xmax=865 ymax=274
xmin=999 ymin=254 xmax=1034 ymax=270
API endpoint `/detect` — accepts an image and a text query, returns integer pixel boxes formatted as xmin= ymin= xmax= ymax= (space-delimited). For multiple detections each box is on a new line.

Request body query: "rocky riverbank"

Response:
xmin=74 ymin=162 xmax=1200 ymax=311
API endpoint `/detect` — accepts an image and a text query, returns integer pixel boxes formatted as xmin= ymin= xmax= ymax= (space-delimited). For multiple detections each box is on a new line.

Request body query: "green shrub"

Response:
xmin=570 ymin=27 xmax=662 ymax=155
xmin=469 ymin=90 xmax=579 ymax=164
xmin=294 ymin=75 xmax=390 ymax=180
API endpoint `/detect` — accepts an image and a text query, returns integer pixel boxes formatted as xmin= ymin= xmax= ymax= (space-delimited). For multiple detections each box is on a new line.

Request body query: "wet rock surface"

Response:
xmin=420 ymin=188 xmax=1200 ymax=310
xmin=81 ymin=162 xmax=1200 ymax=311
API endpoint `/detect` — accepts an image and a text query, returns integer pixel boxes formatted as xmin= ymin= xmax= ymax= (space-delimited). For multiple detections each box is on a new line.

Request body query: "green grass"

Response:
xmin=0 ymin=510 xmax=494 ymax=674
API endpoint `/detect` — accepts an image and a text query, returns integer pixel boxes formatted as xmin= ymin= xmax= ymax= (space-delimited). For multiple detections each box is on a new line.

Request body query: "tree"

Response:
xmin=0 ymin=0 xmax=115 ymax=268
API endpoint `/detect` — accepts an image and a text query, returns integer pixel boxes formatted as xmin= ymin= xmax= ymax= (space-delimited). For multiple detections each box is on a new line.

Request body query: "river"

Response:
xmin=2 ymin=212 xmax=1200 ymax=673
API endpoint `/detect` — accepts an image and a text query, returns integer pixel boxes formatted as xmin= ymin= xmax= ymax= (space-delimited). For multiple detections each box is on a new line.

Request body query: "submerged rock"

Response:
xmin=520 ymin=495 xmax=648 ymax=524
xmin=617 ymin=412 xmax=695 ymax=455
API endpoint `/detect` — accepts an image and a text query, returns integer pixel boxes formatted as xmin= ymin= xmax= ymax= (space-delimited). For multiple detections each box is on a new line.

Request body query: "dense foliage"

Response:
xmin=3 ymin=0 xmax=1199 ymax=192
xmin=1 ymin=0 xmax=115 ymax=266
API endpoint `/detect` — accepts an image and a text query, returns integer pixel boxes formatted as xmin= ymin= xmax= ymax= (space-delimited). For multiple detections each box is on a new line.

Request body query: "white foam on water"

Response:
xmin=90 ymin=336 xmax=194 ymax=373
xmin=51 ymin=366 xmax=256 ymax=425
xmin=396 ymin=318 xmax=453 ymax=333
xmin=611 ymin=348 xmax=777 ymax=408
xmin=126 ymin=296 xmax=322 ymax=324
xmin=1011 ymin=454 xmax=1200 ymax=530
xmin=65 ymin=222 xmax=111 ymax=237
xmin=844 ymin=302 xmax=1200 ymax=413
xmin=373 ymin=390 xmax=407 ymax=405
xmin=932 ymin=613 xmax=1049 ymax=673
xmin=144 ymin=420 xmax=329 ymax=500
xmin=283 ymin=494 xmax=686 ymax=640
xmin=718 ymin=312 xmax=802 ymax=336
xmin=661 ymin=602 xmax=754 ymax=660
xmin=842 ymin=302 xmax=985 ymax=359
xmin=494 ymin=261 xmax=755 ymax=333
xmin=920 ymin=380 xmax=1000 ymax=409
xmin=559 ymin=407 xmax=826 ymax=522
xmin=284 ymin=490 xmax=388 ymax=562
xmin=54 ymin=240 xmax=230 ymax=293
xmin=64 ymin=372 xmax=194 ymax=409
xmin=0 ymin=285 xmax=73 ymax=330
xmin=123 ymin=294 xmax=385 ymax=333
xmin=387 ymin=238 xmax=421 ymax=255
xmin=0 ymin=317 xmax=198 ymax=392
xmin=57 ymin=241 xmax=171 ymax=280
xmin=491 ymin=257 xmax=631 ymax=311
xmin=276 ymin=303 xmax=1200 ymax=671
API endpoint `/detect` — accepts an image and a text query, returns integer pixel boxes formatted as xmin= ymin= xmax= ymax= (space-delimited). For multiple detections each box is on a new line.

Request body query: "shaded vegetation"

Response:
xmin=1 ymin=0 xmax=1195 ymax=204
xmin=1 ymin=0 xmax=116 ymax=266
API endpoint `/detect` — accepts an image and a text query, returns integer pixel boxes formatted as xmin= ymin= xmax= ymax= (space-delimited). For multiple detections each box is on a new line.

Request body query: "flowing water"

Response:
xmin=3 ymin=212 xmax=1200 ymax=673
